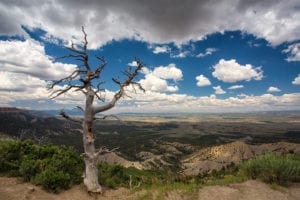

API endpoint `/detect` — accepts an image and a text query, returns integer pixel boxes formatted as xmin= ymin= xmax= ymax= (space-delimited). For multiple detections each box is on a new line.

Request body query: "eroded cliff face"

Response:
xmin=181 ymin=141 xmax=300 ymax=176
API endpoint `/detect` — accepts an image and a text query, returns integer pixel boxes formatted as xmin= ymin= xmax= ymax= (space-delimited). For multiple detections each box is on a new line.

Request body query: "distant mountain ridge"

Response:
xmin=1 ymin=107 xmax=300 ymax=118
xmin=0 ymin=107 xmax=77 ymax=142
xmin=0 ymin=107 xmax=53 ymax=118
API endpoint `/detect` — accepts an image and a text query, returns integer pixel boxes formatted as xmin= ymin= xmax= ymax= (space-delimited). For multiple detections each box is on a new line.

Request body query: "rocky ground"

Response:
xmin=0 ymin=177 xmax=299 ymax=200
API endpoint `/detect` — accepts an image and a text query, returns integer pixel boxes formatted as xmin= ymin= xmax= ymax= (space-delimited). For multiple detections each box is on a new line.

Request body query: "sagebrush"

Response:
xmin=239 ymin=153 xmax=300 ymax=185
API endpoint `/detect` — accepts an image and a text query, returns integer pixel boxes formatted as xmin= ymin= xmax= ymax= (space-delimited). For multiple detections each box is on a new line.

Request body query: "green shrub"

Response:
xmin=35 ymin=169 xmax=71 ymax=192
xmin=239 ymin=153 xmax=300 ymax=185
xmin=0 ymin=139 xmax=84 ymax=192
xmin=98 ymin=162 xmax=170 ymax=189
xmin=19 ymin=156 xmax=41 ymax=181
xmin=98 ymin=163 xmax=129 ymax=188
xmin=0 ymin=140 xmax=28 ymax=176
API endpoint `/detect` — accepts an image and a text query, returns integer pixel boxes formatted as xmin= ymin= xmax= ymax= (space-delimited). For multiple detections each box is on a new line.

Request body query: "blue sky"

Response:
xmin=0 ymin=0 xmax=299 ymax=113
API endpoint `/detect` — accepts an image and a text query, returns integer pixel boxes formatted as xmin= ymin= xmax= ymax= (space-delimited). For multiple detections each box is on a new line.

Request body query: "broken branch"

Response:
xmin=97 ymin=146 xmax=119 ymax=157
xmin=59 ymin=110 xmax=83 ymax=124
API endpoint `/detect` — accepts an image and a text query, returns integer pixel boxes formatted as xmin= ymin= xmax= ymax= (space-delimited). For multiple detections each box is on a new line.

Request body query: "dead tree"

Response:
xmin=49 ymin=27 xmax=144 ymax=193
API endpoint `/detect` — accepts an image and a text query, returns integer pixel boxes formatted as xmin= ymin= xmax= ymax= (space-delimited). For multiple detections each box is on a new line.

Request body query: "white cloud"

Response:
xmin=0 ymin=71 xmax=45 ymax=92
xmin=213 ymin=85 xmax=226 ymax=94
xmin=139 ymin=64 xmax=182 ymax=92
xmin=112 ymin=91 xmax=300 ymax=113
xmin=283 ymin=43 xmax=300 ymax=62
xmin=152 ymin=45 xmax=170 ymax=54
xmin=196 ymin=75 xmax=211 ymax=87
xmin=123 ymin=91 xmax=300 ymax=113
xmin=0 ymin=1 xmax=299 ymax=113
xmin=139 ymin=74 xmax=179 ymax=92
xmin=128 ymin=61 xmax=138 ymax=67
xmin=1 ymin=1 xmax=299 ymax=48
xmin=141 ymin=67 xmax=151 ymax=75
xmin=0 ymin=72 xmax=86 ymax=109
xmin=228 ymin=85 xmax=244 ymax=90
xmin=152 ymin=64 xmax=183 ymax=81
xmin=0 ymin=72 xmax=49 ymax=106
xmin=0 ymin=39 xmax=83 ymax=109
xmin=196 ymin=48 xmax=218 ymax=58
xmin=171 ymin=51 xmax=190 ymax=58
xmin=267 ymin=86 xmax=281 ymax=93
xmin=0 ymin=39 xmax=77 ymax=80
xmin=292 ymin=74 xmax=300 ymax=85
xmin=1 ymin=75 xmax=299 ymax=112
xmin=212 ymin=59 xmax=263 ymax=83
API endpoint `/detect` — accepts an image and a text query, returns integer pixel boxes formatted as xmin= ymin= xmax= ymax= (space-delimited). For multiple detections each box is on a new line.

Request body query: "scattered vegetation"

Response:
xmin=186 ymin=163 xmax=247 ymax=187
xmin=239 ymin=153 xmax=300 ymax=185
xmin=98 ymin=162 xmax=175 ymax=189
xmin=0 ymin=139 xmax=299 ymax=194
xmin=196 ymin=152 xmax=300 ymax=187
xmin=136 ymin=182 xmax=199 ymax=200
xmin=0 ymin=140 xmax=83 ymax=192
xmin=0 ymin=140 xmax=177 ymax=192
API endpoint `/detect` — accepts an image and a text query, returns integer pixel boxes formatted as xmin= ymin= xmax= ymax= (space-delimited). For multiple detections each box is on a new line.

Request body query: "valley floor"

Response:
xmin=0 ymin=177 xmax=299 ymax=200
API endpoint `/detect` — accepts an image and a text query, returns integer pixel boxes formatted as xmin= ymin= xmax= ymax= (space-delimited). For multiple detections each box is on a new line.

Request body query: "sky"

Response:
xmin=0 ymin=0 xmax=299 ymax=113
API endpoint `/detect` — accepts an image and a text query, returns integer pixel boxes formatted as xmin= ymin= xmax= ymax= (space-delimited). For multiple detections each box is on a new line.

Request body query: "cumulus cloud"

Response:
xmin=283 ymin=43 xmax=300 ymax=62
xmin=152 ymin=64 xmax=183 ymax=81
xmin=267 ymin=86 xmax=281 ymax=93
xmin=127 ymin=61 xmax=138 ymax=67
xmin=113 ymin=91 xmax=300 ymax=113
xmin=1 ymin=76 xmax=300 ymax=113
xmin=228 ymin=85 xmax=244 ymax=90
xmin=0 ymin=71 xmax=46 ymax=92
xmin=139 ymin=64 xmax=182 ymax=92
xmin=213 ymin=85 xmax=226 ymax=94
xmin=196 ymin=48 xmax=218 ymax=58
xmin=139 ymin=74 xmax=179 ymax=92
xmin=292 ymin=74 xmax=300 ymax=85
xmin=212 ymin=59 xmax=263 ymax=83
xmin=0 ymin=71 xmax=87 ymax=109
xmin=196 ymin=75 xmax=211 ymax=87
xmin=0 ymin=72 xmax=48 ymax=105
xmin=152 ymin=45 xmax=170 ymax=54
xmin=0 ymin=39 xmax=77 ymax=80
xmin=0 ymin=1 xmax=299 ymax=113
xmin=0 ymin=39 xmax=81 ymax=109
xmin=1 ymin=0 xmax=299 ymax=48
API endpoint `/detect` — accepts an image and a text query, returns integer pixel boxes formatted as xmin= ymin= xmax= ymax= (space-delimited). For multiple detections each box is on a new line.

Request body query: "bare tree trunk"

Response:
xmin=82 ymin=87 xmax=102 ymax=193
xmin=83 ymin=157 xmax=100 ymax=192
xmin=49 ymin=26 xmax=144 ymax=194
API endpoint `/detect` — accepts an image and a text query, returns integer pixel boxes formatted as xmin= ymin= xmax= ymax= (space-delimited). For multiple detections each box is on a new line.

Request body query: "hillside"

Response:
xmin=182 ymin=141 xmax=300 ymax=176
xmin=0 ymin=107 xmax=77 ymax=141
xmin=97 ymin=140 xmax=300 ymax=175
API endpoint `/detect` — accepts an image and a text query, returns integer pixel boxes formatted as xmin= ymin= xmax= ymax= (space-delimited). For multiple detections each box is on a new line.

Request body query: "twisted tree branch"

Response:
xmin=93 ymin=59 xmax=145 ymax=114
xmin=59 ymin=110 xmax=83 ymax=124
xmin=96 ymin=146 xmax=119 ymax=157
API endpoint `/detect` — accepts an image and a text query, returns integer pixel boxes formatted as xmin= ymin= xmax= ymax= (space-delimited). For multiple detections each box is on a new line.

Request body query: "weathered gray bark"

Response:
xmin=82 ymin=87 xmax=100 ymax=192
xmin=49 ymin=27 xmax=144 ymax=193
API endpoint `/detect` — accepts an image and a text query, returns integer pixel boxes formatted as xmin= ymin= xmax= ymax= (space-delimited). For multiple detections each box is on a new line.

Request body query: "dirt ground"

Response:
xmin=0 ymin=177 xmax=299 ymax=200
xmin=198 ymin=180 xmax=300 ymax=200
